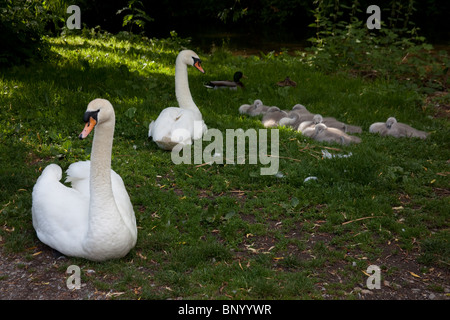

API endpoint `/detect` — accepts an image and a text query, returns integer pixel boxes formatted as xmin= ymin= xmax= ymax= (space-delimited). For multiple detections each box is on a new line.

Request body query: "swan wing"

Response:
xmin=110 ymin=170 xmax=138 ymax=243
xmin=150 ymin=107 xmax=205 ymax=150
xmin=65 ymin=161 xmax=137 ymax=241
xmin=369 ymin=122 xmax=387 ymax=134
xmin=32 ymin=164 xmax=89 ymax=256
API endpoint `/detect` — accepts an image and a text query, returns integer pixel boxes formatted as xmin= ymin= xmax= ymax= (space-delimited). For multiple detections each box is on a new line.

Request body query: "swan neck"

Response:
xmin=89 ymin=118 xmax=117 ymax=218
xmin=175 ymin=59 xmax=200 ymax=115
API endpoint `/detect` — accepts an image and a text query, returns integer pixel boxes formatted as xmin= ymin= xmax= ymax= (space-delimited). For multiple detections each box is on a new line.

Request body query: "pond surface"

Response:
xmin=188 ymin=28 xmax=309 ymax=56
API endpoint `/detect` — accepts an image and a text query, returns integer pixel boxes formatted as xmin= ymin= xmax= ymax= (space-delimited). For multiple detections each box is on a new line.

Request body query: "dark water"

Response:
xmin=180 ymin=25 xmax=310 ymax=56
xmin=191 ymin=31 xmax=308 ymax=56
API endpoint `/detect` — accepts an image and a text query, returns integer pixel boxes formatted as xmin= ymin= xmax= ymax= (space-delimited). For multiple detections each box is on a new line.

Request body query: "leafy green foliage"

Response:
xmin=0 ymin=0 xmax=51 ymax=68
xmin=303 ymin=0 xmax=449 ymax=95
xmin=116 ymin=0 xmax=153 ymax=34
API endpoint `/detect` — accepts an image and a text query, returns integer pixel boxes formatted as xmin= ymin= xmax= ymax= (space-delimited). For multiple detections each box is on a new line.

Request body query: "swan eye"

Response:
xmin=83 ymin=109 xmax=100 ymax=123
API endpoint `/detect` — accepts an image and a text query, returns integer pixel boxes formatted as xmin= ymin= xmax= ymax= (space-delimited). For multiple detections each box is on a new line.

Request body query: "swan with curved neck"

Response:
xmin=32 ymin=99 xmax=137 ymax=261
xmin=148 ymin=50 xmax=206 ymax=150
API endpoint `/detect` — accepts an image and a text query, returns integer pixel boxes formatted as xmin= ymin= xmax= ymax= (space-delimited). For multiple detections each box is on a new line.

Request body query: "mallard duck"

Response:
xmin=204 ymin=71 xmax=245 ymax=90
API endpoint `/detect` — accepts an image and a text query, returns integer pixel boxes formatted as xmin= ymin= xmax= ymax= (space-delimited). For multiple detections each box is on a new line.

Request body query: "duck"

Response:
xmin=204 ymin=71 xmax=245 ymax=90
xmin=31 ymin=99 xmax=138 ymax=261
xmin=303 ymin=123 xmax=361 ymax=145
xmin=148 ymin=50 xmax=207 ymax=151
xmin=277 ymin=76 xmax=297 ymax=87
xmin=261 ymin=107 xmax=288 ymax=128
xmin=369 ymin=117 xmax=428 ymax=139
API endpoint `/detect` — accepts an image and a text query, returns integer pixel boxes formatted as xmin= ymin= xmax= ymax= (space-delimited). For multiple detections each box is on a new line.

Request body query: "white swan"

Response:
xmin=148 ymin=50 xmax=206 ymax=150
xmin=32 ymin=99 xmax=137 ymax=261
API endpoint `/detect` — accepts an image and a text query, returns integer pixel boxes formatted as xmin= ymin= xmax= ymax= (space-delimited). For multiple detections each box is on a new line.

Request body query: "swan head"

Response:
xmin=315 ymin=123 xmax=328 ymax=135
xmin=313 ymin=114 xmax=323 ymax=124
xmin=79 ymin=99 xmax=114 ymax=139
xmin=253 ymin=99 xmax=263 ymax=107
xmin=386 ymin=117 xmax=397 ymax=129
xmin=177 ymin=49 xmax=205 ymax=73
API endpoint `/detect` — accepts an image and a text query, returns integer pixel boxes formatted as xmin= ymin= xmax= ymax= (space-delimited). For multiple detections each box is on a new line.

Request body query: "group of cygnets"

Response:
xmin=239 ymin=99 xmax=429 ymax=145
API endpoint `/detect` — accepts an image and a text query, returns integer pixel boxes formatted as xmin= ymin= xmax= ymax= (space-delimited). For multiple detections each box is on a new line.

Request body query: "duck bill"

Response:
xmin=79 ymin=117 xmax=97 ymax=139
xmin=194 ymin=61 xmax=205 ymax=73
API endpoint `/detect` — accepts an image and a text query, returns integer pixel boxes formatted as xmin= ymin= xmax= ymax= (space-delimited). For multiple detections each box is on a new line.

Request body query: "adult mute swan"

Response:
xmin=148 ymin=50 xmax=206 ymax=150
xmin=32 ymin=99 xmax=137 ymax=261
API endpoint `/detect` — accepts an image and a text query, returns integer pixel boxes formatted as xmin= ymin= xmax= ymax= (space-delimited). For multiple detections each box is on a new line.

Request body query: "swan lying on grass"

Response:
xmin=32 ymin=99 xmax=137 ymax=261
xmin=239 ymin=99 xmax=270 ymax=116
xmin=302 ymin=123 xmax=361 ymax=145
xmin=261 ymin=107 xmax=288 ymax=128
xmin=369 ymin=117 xmax=428 ymax=139
xmin=148 ymin=50 xmax=207 ymax=150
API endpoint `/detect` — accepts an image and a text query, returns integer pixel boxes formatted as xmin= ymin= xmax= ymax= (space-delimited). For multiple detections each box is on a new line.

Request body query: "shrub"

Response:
xmin=302 ymin=0 xmax=449 ymax=94
xmin=0 ymin=0 xmax=50 ymax=68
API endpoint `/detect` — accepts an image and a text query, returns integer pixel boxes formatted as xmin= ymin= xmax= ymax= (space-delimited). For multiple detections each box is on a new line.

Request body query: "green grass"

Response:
xmin=0 ymin=34 xmax=449 ymax=300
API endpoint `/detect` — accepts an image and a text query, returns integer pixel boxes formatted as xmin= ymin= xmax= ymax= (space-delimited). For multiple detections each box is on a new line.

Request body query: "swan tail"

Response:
xmin=65 ymin=161 xmax=90 ymax=183
xmin=154 ymin=136 xmax=187 ymax=151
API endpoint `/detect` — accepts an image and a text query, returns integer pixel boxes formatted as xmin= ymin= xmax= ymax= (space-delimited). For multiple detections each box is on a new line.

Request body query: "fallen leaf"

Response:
xmin=409 ymin=271 xmax=421 ymax=278
xmin=137 ymin=252 xmax=147 ymax=260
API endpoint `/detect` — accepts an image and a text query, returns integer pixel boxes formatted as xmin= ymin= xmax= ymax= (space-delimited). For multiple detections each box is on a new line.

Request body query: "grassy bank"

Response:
xmin=0 ymin=33 xmax=448 ymax=299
